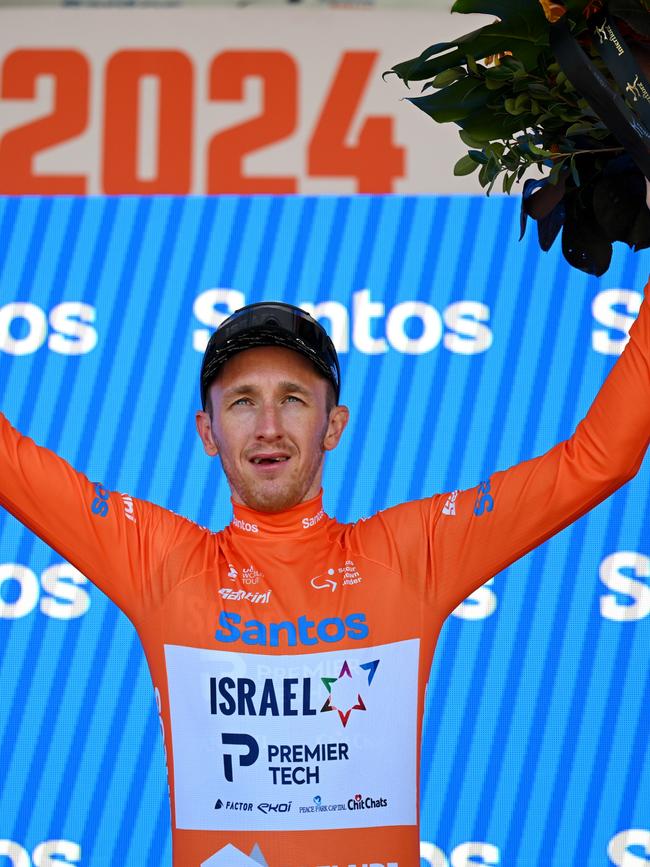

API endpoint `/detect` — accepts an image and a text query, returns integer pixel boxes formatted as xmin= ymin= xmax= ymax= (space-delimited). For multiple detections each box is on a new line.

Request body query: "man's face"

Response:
xmin=195 ymin=345 xmax=349 ymax=513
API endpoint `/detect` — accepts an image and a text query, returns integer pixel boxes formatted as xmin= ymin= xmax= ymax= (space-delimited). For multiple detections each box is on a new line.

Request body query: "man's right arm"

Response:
xmin=0 ymin=412 xmax=181 ymax=620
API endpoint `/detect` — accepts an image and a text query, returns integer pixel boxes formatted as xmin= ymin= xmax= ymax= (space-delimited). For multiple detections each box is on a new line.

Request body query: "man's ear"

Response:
xmin=195 ymin=410 xmax=219 ymax=456
xmin=323 ymin=405 xmax=350 ymax=452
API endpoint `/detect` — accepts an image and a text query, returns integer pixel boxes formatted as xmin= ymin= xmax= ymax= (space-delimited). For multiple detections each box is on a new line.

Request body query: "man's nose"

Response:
xmin=255 ymin=403 xmax=283 ymax=440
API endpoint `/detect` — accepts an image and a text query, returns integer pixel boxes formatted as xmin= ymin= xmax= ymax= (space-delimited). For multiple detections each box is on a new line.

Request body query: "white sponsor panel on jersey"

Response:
xmin=165 ymin=639 xmax=419 ymax=831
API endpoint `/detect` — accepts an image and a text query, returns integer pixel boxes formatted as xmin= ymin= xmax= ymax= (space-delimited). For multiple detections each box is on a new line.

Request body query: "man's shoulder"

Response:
xmin=346 ymin=496 xmax=442 ymax=530
xmin=129 ymin=494 xmax=217 ymax=543
xmin=334 ymin=495 xmax=444 ymax=552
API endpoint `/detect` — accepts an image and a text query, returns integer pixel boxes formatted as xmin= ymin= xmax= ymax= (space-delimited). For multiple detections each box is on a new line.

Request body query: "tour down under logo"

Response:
xmin=320 ymin=658 xmax=380 ymax=727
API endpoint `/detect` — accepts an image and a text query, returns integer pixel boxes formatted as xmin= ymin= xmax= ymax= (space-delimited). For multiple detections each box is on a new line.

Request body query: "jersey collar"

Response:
xmin=229 ymin=491 xmax=329 ymax=538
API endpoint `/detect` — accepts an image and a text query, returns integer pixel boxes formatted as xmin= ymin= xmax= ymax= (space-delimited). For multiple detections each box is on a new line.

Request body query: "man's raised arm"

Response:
xmin=0 ymin=412 xmax=182 ymax=620
xmin=429 ymin=278 xmax=650 ymax=616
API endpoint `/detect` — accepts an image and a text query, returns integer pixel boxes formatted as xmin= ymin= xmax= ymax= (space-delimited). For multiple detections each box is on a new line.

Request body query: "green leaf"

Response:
xmin=548 ymin=159 xmax=566 ymax=185
xmin=512 ymin=77 xmax=532 ymax=94
xmin=485 ymin=76 xmax=509 ymax=91
xmin=527 ymin=140 xmax=553 ymax=157
xmin=570 ymin=157 xmax=580 ymax=187
xmin=468 ymin=149 xmax=489 ymax=164
xmin=454 ymin=155 xmax=480 ymax=176
xmin=566 ymin=122 xmax=599 ymax=136
xmin=486 ymin=141 xmax=505 ymax=159
xmin=458 ymin=108 xmax=523 ymax=140
xmin=452 ymin=0 xmax=547 ymax=32
xmin=431 ymin=67 xmax=467 ymax=88
xmin=388 ymin=27 xmax=492 ymax=82
xmin=408 ymin=78 xmax=490 ymax=123
xmin=500 ymin=56 xmax=526 ymax=73
xmin=528 ymin=82 xmax=552 ymax=97
xmin=591 ymin=127 xmax=612 ymax=141
xmin=459 ymin=128 xmax=489 ymax=147
xmin=502 ymin=149 xmax=520 ymax=170
xmin=388 ymin=11 xmax=550 ymax=84
xmin=484 ymin=64 xmax=516 ymax=80
xmin=466 ymin=55 xmax=482 ymax=76
xmin=503 ymin=171 xmax=518 ymax=193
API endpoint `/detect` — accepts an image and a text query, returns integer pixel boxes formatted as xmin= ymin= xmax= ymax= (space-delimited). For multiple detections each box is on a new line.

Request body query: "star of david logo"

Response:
xmin=320 ymin=658 xmax=380 ymax=727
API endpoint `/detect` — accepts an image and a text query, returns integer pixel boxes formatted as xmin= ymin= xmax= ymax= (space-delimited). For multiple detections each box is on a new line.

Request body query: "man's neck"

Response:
xmin=229 ymin=491 xmax=328 ymax=538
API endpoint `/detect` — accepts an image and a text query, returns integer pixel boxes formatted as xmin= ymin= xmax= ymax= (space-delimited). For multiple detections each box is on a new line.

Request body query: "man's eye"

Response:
xmin=232 ymin=397 xmax=252 ymax=407
xmin=285 ymin=395 xmax=304 ymax=404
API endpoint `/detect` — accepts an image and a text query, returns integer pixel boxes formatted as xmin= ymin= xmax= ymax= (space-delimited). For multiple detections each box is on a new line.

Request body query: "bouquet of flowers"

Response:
xmin=389 ymin=0 xmax=650 ymax=274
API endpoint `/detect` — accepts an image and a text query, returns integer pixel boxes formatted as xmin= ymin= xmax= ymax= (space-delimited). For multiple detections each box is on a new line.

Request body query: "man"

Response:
xmin=1 ymin=290 xmax=649 ymax=867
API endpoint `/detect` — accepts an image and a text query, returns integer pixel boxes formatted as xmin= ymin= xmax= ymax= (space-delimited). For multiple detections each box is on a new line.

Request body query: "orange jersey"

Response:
xmin=2 ymin=284 xmax=650 ymax=867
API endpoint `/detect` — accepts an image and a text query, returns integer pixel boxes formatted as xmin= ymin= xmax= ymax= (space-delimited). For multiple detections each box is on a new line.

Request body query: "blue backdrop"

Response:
xmin=0 ymin=195 xmax=649 ymax=867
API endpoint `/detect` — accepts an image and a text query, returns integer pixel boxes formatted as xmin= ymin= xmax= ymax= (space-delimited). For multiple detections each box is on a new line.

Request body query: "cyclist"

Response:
xmin=2 ymin=297 xmax=650 ymax=867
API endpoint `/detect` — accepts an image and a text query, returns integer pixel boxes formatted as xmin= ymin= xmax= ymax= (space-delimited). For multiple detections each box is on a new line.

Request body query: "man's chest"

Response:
xmin=145 ymin=547 xmax=426 ymax=835
xmin=158 ymin=548 xmax=423 ymax=649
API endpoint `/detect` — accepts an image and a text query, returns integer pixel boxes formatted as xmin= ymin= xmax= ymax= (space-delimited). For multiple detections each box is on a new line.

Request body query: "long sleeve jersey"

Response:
xmin=2 ymin=283 xmax=650 ymax=867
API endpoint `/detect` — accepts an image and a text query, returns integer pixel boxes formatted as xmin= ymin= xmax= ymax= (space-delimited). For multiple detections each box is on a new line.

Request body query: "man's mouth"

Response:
xmin=250 ymin=454 xmax=291 ymax=465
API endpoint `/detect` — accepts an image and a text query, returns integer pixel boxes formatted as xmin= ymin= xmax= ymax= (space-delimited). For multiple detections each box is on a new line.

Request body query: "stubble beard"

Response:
xmin=217 ymin=428 xmax=328 ymax=514
xmin=241 ymin=461 xmax=322 ymax=512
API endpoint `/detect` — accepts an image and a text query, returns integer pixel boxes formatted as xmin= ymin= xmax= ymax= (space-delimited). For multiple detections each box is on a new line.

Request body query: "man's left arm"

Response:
xmin=430 ymin=278 xmax=650 ymax=616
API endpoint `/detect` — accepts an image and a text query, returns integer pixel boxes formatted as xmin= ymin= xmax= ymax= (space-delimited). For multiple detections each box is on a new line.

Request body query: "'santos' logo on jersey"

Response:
xmin=215 ymin=611 xmax=369 ymax=647
xmin=473 ymin=479 xmax=494 ymax=516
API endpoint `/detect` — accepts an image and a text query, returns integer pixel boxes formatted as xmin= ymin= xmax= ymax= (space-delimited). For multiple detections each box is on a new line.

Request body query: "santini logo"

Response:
xmin=218 ymin=588 xmax=271 ymax=605
xmin=215 ymin=611 xmax=369 ymax=647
